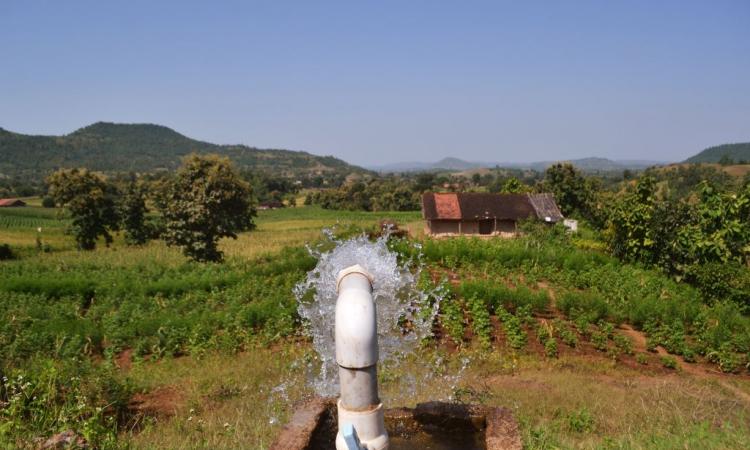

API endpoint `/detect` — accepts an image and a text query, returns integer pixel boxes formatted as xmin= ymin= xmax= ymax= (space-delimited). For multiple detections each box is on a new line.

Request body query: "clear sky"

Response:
xmin=1 ymin=1 xmax=749 ymax=166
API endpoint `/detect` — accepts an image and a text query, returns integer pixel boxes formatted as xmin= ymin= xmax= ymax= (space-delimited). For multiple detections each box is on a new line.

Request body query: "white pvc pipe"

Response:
xmin=335 ymin=265 xmax=389 ymax=450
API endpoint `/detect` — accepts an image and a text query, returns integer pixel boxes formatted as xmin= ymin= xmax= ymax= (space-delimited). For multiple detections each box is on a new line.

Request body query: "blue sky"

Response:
xmin=1 ymin=1 xmax=749 ymax=166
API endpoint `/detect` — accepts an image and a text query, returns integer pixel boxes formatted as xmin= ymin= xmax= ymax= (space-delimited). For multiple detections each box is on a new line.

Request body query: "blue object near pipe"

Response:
xmin=342 ymin=423 xmax=364 ymax=450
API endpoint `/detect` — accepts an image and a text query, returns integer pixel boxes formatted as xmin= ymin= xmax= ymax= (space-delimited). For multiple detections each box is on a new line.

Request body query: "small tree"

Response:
xmin=542 ymin=163 xmax=602 ymax=225
xmin=500 ymin=177 xmax=525 ymax=193
xmin=605 ymin=176 xmax=657 ymax=263
xmin=46 ymin=169 xmax=119 ymax=250
xmin=161 ymin=154 xmax=256 ymax=262
xmin=120 ymin=181 xmax=150 ymax=245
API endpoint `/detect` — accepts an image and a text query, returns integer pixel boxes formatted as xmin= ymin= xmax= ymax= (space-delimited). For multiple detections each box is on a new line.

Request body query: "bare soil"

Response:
xmin=129 ymin=385 xmax=184 ymax=419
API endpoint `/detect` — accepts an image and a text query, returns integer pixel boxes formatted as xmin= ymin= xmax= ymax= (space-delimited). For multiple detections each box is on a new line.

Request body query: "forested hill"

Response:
xmin=0 ymin=122 xmax=365 ymax=177
xmin=685 ymin=143 xmax=750 ymax=163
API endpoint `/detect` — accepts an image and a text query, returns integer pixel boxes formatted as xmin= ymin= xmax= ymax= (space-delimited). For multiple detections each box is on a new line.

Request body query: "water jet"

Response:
xmin=274 ymin=233 xmax=521 ymax=449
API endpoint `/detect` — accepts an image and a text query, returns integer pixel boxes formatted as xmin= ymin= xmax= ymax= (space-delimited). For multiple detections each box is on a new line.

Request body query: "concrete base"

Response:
xmin=269 ymin=397 xmax=522 ymax=450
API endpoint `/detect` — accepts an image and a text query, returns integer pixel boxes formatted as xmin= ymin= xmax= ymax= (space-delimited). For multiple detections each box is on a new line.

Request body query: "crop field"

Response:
xmin=1 ymin=205 xmax=749 ymax=449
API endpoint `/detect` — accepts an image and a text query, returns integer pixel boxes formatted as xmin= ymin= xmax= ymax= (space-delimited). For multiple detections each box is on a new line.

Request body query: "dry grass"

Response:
xmin=470 ymin=353 xmax=750 ymax=448
xmin=123 ymin=343 xmax=314 ymax=450
xmin=119 ymin=344 xmax=750 ymax=449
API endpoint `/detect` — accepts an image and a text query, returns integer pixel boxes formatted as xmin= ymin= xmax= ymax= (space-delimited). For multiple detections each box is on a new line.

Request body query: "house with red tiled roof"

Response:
xmin=421 ymin=192 xmax=563 ymax=236
xmin=0 ymin=198 xmax=26 ymax=207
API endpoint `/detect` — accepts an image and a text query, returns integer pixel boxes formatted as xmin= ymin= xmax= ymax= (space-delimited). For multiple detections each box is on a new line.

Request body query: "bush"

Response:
xmin=558 ymin=291 xmax=610 ymax=323
xmin=613 ymin=333 xmax=633 ymax=355
xmin=0 ymin=358 xmax=132 ymax=448
xmin=458 ymin=281 xmax=549 ymax=314
xmin=467 ymin=296 xmax=492 ymax=349
xmin=566 ymin=407 xmax=595 ymax=433
xmin=41 ymin=196 xmax=55 ymax=208
xmin=0 ymin=244 xmax=14 ymax=261
xmin=707 ymin=344 xmax=740 ymax=373
xmin=661 ymin=356 xmax=678 ymax=369
xmin=440 ymin=297 xmax=465 ymax=346
xmin=544 ymin=338 xmax=558 ymax=358
xmin=497 ymin=308 xmax=526 ymax=350
xmin=591 ymin=331 xmax=608 ymax=352
xmin=685 ymin=262 xmax=750 ymax=308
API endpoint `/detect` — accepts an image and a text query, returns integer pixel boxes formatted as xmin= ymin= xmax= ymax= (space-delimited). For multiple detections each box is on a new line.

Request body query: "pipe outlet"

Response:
xmin=335 ymin=264 xmax=388 ymax=450
xmin=335 ymin=265 xmax=378 ymax=369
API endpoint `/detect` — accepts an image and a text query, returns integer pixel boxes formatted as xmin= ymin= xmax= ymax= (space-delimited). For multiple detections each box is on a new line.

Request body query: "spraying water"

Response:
xmin=295 ymin=230 xmax=443 ymax=397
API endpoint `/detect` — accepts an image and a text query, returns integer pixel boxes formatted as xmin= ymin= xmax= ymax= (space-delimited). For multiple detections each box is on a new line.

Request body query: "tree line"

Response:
xmin=46 ymin=154 xmax=255 ymax=262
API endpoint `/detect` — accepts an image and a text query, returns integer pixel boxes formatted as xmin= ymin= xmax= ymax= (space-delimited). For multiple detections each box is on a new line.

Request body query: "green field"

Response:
xmin=1 ymin=205 xmax=749 ymax=449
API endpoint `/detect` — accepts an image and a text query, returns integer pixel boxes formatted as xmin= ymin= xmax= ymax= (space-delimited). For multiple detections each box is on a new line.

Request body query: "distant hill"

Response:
xmin=0 ymin=122 xmax=366 ymax=177
xmin=510 ymin=157 xmax=664 ymax=173
xmin=684 ymin=143 xmax=750 ymax=164
xmin=371 ymin=157 xmax=489 ymax=172
xmin=371 ymin=156 xmax=665 ymax=173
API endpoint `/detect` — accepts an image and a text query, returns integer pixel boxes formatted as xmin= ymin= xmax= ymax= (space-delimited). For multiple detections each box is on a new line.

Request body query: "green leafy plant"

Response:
xmin=566 ymin=407 xmax=595 ymax=433
xmin=468 ymin=295 xmax=492 ymax=349
xmin=613 ymin=333 xmax=633 ymax=355
xmin=498 ymin=307 xmax=527 ymax=350
xmin=553 ymin=319 xmax=579 ymax=348
xmin=441 ymin=298 xmax=465 ymax=346
xmin=661 ymin=356 xmax=678 ymax=370
xmin=544 ymin=338 xmax=558 ymax=358
xmin=591 ymin=331 xmax=608 ymax=352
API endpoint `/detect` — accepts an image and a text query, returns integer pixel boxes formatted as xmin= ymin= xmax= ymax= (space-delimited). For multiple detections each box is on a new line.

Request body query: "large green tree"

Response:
xmin=119 ymin=180 xmax=150 ymax=245
xmin=160 ymin=154 xmax=256 ymax=262
xmin=606 ymin=176 xmax=658 ymax=263
xmin=542 ymin=163 xmax=600 ymax=222
xmin=46 ymin=169 xmax=120 ymax=250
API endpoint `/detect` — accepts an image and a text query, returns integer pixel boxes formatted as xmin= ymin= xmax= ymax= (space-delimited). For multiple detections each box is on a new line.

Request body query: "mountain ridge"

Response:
xmin=0 ymin=122 xmax=366 ymax=177
xmin=684 ymin=143 xmax=750 ymax=164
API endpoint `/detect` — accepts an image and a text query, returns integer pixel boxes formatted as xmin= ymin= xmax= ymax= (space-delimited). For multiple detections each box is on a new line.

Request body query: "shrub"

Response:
xmin=636 ymin=353 xmax=648 ymax=365
xmin=498 ymin=308 xmax=527 ymax=350
xmin=559 ymin=327 xmax=578 ymax=347
xmin=0 ymin=358 xmax=132 ymax=448
xmin=440 ymin=298 xmax=465 ymax=346
xmin=613 ymin=334 xmax=634 ymax=355
xmin=598 ymin=321 xmax=615 ymax=338
xmin=544 ymin=338 xmax=558 ymax=358
xmin=0 ymin=244 xmax=14 ymax=261
xmin=41 ymin=196 xmax=55 ymax=208
xmin=591 ymin=331 xmax=608 ymax=352
xmin=458 ymin=281 xmax=549 ymax=314
xmin=467 ymin=296 xmax=492 ymax=349
xmin=574 ymin=316 xmax=592 ymax=338
xmin=566 ymin=407 xmax=595 ymax=433
xmin=536 ymin=322 xmax=552 ymax=343
xmin=661 ymin=356 xmax=678 ymax=369
xmin=707 ymin=344 xmax=740 ymax=373
xmin=558 ymin=291 xmax=610 ymax=323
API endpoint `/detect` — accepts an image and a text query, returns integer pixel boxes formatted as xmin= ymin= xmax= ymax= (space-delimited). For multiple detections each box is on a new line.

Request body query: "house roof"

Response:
xmin=421 ymin=192 xmax=563 ymax=222
xmin=0 ymin=198 xmax=26 ymax=207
